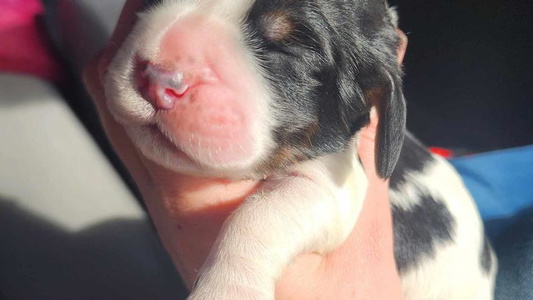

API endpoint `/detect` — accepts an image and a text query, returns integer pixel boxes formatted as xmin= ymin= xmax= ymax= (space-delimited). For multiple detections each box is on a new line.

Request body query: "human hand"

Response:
xmin=83 ymin=1 xmax=406 ymax=299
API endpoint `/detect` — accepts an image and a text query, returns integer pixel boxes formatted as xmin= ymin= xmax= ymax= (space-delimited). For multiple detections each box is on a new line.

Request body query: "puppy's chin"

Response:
xmin=123 ymin=125 xmax=265 ymax=179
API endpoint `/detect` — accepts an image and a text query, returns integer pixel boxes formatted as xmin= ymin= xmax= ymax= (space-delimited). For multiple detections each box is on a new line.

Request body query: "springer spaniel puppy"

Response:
xmin=104 ymin=0 xmax=497 ymax=299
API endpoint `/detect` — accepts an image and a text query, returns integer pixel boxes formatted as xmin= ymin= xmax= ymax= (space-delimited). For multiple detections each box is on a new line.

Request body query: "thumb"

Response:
xmin=357 ymin=110 xmax=381 ymax=179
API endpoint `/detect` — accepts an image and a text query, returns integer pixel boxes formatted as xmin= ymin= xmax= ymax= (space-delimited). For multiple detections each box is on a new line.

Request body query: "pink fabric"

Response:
xmin=0 ymin=0 xmax=64 ymax=82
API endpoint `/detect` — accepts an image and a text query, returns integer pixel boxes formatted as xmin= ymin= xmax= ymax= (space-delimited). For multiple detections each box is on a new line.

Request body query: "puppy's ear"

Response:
xmin=367 ymin=69 xmax=406 ymax=178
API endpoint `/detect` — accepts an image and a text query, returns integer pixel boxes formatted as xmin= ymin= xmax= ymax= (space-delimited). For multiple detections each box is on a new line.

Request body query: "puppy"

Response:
xmin=105 ymin=0 xmax=497 ymax=299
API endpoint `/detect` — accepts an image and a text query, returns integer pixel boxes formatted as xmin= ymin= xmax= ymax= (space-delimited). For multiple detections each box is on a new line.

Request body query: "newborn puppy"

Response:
xmin=105 ymin=0 xmax=497 ymax=299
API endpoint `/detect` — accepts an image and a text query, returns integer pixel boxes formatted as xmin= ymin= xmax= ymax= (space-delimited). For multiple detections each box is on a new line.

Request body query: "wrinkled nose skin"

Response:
xmin=136 ymin=14 xmax=268 ymax=168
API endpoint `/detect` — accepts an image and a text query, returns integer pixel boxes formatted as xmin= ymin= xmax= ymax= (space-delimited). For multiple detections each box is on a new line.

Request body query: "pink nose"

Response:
xmin=137 ymin=62 xmax=190 ymax=110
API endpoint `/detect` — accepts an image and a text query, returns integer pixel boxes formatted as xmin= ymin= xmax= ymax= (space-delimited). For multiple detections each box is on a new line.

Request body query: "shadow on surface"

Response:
xmin=494 ymin=208 xmax=533 ymax=300
xmin=0 ymin=197 xmax=188 ymax=300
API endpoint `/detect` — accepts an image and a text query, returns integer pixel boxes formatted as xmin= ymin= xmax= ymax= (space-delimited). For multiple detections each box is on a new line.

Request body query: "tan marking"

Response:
xmin=257 ymin=121 xmax=320 ymax=174
xmin=261 ymin=11 xmax=295 ymax=42
xmin=364 ymin=87 xmax=386 ymax=106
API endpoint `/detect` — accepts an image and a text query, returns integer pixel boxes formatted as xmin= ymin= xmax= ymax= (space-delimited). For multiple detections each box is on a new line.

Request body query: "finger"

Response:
xmin=83 ymin=53 xmax=151 ymax=185
xmin=397 ymin=29 xmax=408 ymax=66
xmin=357 ymin=110 xmax=380 ymax=177
xmin=82 ymin=50 xmax=108 ymax=111
xmin=320 ymin=182 xmax=403 ymax=299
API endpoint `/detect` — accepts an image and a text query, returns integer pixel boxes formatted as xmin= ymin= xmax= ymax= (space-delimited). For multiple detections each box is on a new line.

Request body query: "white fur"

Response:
xmin=188 ymin=141 xmax=367 ymax=299
xmin=391 ymin=156 xmax=496 ymax=300
xmin=105 ymin=0 xmax=277 ymax=178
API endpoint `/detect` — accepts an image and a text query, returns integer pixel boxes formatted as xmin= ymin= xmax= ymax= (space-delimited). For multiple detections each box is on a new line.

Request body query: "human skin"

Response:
xmin=83 ymin=1 xmax=407 ymax=298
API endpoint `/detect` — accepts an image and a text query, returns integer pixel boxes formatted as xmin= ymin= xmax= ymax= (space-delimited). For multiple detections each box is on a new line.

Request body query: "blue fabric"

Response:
xmin=493 ymin=210 xmax=533 ymax=300
xmin=450 ymin=146 xmax=533 ymax=300
xmin=450 ymin=146 xmax=533 ymax=238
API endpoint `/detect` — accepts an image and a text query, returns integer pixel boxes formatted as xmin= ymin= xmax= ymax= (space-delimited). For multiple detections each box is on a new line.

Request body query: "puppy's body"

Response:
xmin=390 ymin=133 xmax=496 ymax=299
xmin=105 ymin=0 xmax=497 ymax=299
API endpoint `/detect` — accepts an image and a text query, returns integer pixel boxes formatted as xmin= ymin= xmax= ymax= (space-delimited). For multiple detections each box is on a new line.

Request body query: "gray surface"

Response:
xmin=50 ymin=0 xmax=126 ymax=73
xmin=0 ymin=73 xmax=185 ymax=299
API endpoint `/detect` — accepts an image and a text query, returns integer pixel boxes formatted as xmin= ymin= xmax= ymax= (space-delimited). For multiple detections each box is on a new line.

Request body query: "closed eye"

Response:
xmin=260 ymin=10 xmax=295 ymax=43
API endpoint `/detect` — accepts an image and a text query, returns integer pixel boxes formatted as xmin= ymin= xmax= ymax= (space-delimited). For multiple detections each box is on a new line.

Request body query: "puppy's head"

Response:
xmin=105 ymin=0 xmax=405 ymax=179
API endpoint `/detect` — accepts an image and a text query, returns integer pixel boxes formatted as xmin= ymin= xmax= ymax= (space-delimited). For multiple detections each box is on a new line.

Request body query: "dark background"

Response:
xmin=389 ymin=0 xmax=532 ymax=152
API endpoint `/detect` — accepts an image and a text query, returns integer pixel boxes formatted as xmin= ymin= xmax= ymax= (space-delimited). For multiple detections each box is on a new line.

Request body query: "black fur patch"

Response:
xmin=392 ymin=194 xmax=456 ymax=274
xmin=390 ymin=133 xmax=434 ymax=190
xmin=244 ymin=0 xmax=404 ymax=175
xmin=480 ymin=235 xmax=494 ymax=275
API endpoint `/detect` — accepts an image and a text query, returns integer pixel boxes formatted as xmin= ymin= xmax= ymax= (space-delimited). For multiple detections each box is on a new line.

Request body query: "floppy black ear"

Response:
xmin=369 ymin=70 xmax=406 ymax=178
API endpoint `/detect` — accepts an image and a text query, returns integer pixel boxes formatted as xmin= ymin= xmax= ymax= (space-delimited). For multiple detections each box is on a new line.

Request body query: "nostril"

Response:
xmin=165 ymin=74 xmax=189 ymax=97
xmin=135 ymin=60 xmax=191 ymax=110
xmin=154 ymin=88 xmax=179 ymax=110
xmin=165 ymin=87 xmax=188 ymax=99
xmin=159 ymin=86 xmax=189 ymax=109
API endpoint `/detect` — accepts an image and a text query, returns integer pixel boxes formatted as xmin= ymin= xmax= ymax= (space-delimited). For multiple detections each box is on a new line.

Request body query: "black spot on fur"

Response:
xmin=392 ymin=194 xmax=456 ymax=274
xmin=481 ymin=235 xmax=494 ymax=275
xmin=390 ymin=133 xmax=434 ymax=190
